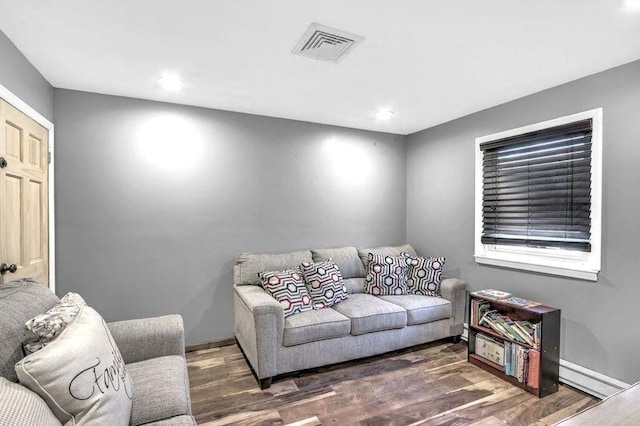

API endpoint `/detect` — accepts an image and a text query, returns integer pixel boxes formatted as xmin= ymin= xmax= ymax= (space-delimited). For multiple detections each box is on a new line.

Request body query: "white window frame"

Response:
xmin=474 ymin=108 xmax=603 ymax=281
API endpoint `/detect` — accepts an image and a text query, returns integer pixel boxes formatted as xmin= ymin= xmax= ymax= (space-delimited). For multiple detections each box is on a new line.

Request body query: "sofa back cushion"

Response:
xmin=311 ymin=246 xmax=365 ymax=279
xmin=342 ymin=278 xmax=366 ymax=294
xmin=234 ymin=250 xmax=313 ymax=285
xmin=0 ymin=279 xmax=60 ymax=382
xmin=358 ymin=244 xmax=418 ymax=269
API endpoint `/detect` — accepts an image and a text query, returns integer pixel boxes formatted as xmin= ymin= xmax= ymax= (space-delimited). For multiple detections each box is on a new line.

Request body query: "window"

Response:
xmin=474 ymin=109 xmax=602 ymax=281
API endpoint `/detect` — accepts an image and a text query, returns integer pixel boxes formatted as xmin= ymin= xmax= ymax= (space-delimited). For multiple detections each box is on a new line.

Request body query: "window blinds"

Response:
xmin=480 ymin=119 xmax=592 ymax=252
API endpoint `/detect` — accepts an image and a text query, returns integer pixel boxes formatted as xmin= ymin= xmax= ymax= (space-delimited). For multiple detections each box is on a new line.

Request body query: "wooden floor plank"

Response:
xmin=187 ymin=340 xmax=599 ymax=425
xmin=469 ymin=416 xmax=508 ymax=426
xmin=290 ymin=371 xmax=474 ymax=425
xmin=493 ymin=385 xmax=599 ymax=426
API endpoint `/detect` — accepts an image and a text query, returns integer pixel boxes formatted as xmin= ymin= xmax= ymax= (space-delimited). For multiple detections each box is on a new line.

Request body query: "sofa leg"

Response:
xmin=451 ymin=335 xmax=462 ymax=344
xmin=259 ymin=377 xmax=272 ymax=390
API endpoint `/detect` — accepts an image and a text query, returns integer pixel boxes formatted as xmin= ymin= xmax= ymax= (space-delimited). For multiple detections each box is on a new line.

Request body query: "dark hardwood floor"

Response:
xmin=186 ymin=340 xmax=598 ymax=426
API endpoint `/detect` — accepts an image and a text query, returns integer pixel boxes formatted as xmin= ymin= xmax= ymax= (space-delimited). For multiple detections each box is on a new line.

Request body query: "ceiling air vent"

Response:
xmin=292 ymin=23 xmax=365 ymax=63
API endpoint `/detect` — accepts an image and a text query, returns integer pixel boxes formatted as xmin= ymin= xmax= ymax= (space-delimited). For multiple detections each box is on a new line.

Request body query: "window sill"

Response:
xmin=474 ymin=255 xmax=599 ymax=281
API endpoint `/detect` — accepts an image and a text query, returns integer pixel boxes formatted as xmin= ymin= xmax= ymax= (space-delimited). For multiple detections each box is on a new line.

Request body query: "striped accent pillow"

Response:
xmin=364 ymin=253 xmax=410 ymax=296
xmin=0 ymin=377 xmax=62 ymax=426
xmin=403 ymin=252 xmax=445 ymax=297
xmin=300 ymin=259 xmax=349 ymax=309
xmin=259 ymin=269 xmax=314 ymax=317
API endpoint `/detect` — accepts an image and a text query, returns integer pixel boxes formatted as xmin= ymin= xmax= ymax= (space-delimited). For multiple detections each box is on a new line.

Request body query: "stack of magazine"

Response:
xmin=471 ymin=289 xmax=512 ymax=300
xmin=470 ymin=299 xmax=541 ymax=348
xmin=471 ymin=289 xmax=541 ymax=308
xmin=479 ymin=311 xmax=540 ymax=348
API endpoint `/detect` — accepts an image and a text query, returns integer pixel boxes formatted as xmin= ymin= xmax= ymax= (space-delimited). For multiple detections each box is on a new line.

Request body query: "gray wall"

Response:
xmin=0 ymin=30 xmax=53 ymax=121
xmin=406 ymin=59 xmax=640 ymax=384
xmin=53 ymin=89 xmax=407 ymax=345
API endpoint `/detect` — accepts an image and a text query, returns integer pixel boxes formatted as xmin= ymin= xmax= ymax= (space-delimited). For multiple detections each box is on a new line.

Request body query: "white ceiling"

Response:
xmin=1 ymin=0 xmax=639 ymax=135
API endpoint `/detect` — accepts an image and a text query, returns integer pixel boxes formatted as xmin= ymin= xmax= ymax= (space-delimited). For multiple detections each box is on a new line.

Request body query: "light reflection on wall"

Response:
xmin=323 ymin=137 xmax=373 ymax=185
xmin=137 ymin=114 xmax=204 ymax=172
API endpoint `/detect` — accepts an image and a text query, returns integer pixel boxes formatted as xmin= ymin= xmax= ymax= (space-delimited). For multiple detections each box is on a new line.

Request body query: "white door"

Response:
xmin=0 ymin=98 xmax=49 ymax=286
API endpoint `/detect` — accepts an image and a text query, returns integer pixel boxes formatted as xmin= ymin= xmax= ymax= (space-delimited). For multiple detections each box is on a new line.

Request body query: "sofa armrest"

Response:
xmin=233 ymin=285 xmax=284 ymax=380
xmin=107 ymin=315 xmax=185 ymax=364
xmin=440 ymin=277 xmax=467 ymax=337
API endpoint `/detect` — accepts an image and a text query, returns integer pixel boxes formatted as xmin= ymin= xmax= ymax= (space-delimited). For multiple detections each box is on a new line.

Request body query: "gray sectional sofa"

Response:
xmin=233 ymin=244 xmax=467 ymax=389
xmin=0 ymin=279 xmax=195 ymax=426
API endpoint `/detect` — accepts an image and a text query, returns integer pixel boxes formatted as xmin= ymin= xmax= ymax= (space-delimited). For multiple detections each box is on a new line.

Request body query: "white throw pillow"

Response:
xmin=15 ymin=306 xmax=133 ymax=426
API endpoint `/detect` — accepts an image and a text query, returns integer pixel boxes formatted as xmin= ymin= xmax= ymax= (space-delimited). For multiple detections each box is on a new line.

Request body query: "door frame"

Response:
xmin=0 ymin=83 xmax=56 ymax=292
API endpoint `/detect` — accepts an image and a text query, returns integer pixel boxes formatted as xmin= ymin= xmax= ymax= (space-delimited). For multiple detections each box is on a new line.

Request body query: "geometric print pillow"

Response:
xmin=403 ymin=253 xmax=445 ymax=297
xmin=299 ymin=259 xmax=349 ymax=309
xmin=258 ymin=269 xmax=314 ymax=317
xmin=364 ymin=253 xmax=410 ymax=296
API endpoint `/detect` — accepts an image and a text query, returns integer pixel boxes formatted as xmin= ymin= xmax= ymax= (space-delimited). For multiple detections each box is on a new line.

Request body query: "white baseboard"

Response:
xmin=559 ymin=359 xmax=630 ymax=399
xmin=461 ymin=323 xmax=630 ymax=399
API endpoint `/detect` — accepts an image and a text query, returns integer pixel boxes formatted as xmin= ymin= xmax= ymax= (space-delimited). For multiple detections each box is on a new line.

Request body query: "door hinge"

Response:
xmin=48 ymin=151 xmax=51 ymax=164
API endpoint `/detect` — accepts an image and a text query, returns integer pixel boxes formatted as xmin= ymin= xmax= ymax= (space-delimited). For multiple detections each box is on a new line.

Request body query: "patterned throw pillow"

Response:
xmin=24 ymin=292 xmax=87 ymax=355
xmin=364 ymin=253 xmax=410 ymax=296
xmin=300 ymin=259 xmax=349 ymax=309
xmin=259 ymin=269 xmax=314 ymax=317
xmin=403 ymin=252 xmax=446 ymax=297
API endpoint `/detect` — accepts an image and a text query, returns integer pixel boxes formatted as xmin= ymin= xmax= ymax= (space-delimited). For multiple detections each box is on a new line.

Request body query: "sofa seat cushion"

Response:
xmin=332 ymin=294 xmax=407 ymax=335
xmin=379 ymin=295 xmax=451 ymax=325
xmin=127 ymin=355 xmax=191 ymax=426
xmin=283 ymin=308 xmax=351 ymax=347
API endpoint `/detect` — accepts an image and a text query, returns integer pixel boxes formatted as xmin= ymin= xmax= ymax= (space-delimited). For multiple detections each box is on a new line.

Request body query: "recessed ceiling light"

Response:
xmin=619 ymin=0 xmax=640 ymax=9
xmin=158 ymin=74 xmax=184 ymax=91
xmin=376 ymin=108 xmax=395 ymax=120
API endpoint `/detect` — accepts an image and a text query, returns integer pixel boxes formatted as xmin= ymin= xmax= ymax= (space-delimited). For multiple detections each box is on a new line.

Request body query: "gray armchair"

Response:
xmin=0 ymin=279 xmax=195 ymax=426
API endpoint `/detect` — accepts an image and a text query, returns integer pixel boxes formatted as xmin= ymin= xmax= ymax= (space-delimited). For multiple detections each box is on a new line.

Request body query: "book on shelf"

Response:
xmin=502 ymin=322 xmax=528 ymax=345
xmin=471 ymin=289 xmax=512 ymax=300
xmin=510 ymin=322 xmax=536 ymax=347
xmin=503 ymin=296 xmax=541 ymax=308
xmin=527 ymin=349 xmax=541 ymax=388
xmin=475 ymin=333 xmax=505 ymax=367
xmin=503 ymin=341 xmax=533 ymax=385
xmin=470 ymin=298 xmax=491 ymax=327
